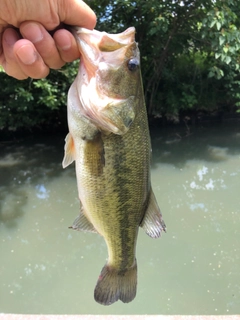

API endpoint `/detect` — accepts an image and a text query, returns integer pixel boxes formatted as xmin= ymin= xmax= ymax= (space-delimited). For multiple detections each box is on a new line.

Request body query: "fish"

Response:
xmin=62 ymin=26 xmax=166 ymax=306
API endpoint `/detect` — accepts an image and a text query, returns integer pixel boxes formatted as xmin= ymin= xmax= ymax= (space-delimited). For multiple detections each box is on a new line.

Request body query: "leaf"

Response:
xmin=208 ymin=70 xmax=215 ymax=78
xmin=216 ymin=22 xmax=221 ymax=31
xmin=219 ymin=69 xmax=224 ymax=77
xmin=219 ymin=36 xmax=225 ymax=46
xmin=223 ymin=46 xmax=229 ymax=53
xmin=209 ymin=20 xmax=216 ymax=28
xmin=225 ymin=56 xmax=232 ymax=64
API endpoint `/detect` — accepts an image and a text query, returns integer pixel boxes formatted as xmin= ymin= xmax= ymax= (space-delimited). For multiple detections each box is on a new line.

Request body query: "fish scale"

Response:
xmin=63 ymin=26 xmax=166 ymax=305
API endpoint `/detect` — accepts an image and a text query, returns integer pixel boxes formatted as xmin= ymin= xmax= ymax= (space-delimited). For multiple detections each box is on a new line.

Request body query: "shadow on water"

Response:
xmin=0 ymin=134 xmax=70 ymax=228
xmin=1 ymin=124 xmax=240 ymax=314
xmin=2 ymin=123 xmax=240 ymax=227
xmin=150 ymin=122 xmax=240 ymax=168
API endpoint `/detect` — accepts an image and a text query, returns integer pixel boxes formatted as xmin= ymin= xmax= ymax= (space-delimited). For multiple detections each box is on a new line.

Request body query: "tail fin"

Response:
xmin=94 ymin=261 xmax=137 ymax=305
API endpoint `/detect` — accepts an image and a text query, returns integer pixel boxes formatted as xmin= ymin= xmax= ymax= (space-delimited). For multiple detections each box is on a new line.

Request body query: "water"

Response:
xmin=0 ymin=123 xmax=240 ymax=315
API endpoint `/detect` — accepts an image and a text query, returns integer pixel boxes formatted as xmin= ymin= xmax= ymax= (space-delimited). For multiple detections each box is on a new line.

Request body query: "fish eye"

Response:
xmin=127 ymin=58 xmax=139 ymax=71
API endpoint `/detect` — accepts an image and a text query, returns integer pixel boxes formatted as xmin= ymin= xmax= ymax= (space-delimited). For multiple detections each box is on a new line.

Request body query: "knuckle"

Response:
xmin=8 ymin=69 xmax=28 ymax=80
xmin=31 ymin=68 xmax=50 ymax=79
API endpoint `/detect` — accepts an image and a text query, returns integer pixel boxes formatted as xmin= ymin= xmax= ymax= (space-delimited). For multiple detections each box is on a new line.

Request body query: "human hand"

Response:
xmin=0 ymin=0 xmax=96 ymax=79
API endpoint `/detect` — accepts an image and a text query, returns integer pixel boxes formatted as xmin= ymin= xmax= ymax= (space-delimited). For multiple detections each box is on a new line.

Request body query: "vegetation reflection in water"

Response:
xmin=0 ymin=123 xmax=240 ymax=315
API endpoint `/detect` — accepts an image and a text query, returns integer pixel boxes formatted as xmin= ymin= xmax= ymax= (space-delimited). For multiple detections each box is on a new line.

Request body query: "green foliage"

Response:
xmin=1 ymin=1 xmax=240 ymax=131
xmin=91 ymin=0 xmax=240 ymax=117
xmin=202 ymin=2 xmax=240 ymax=68
xmin=0 ymin=61 xmax=78 ymax=130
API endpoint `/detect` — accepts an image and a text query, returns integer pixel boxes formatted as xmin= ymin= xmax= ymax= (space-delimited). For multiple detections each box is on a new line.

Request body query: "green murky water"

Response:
xmin=0 ymin=123 xmax=240 ymax=314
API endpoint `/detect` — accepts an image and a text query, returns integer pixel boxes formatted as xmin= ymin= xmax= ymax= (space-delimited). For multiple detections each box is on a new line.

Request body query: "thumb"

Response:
xmin=58 ymin=0 xmax=96 ymax=29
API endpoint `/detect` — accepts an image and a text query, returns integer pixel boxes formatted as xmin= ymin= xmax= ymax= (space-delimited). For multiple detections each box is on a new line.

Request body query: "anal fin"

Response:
xmin=140 ymin=188 xmax=166 ymax=238
xmin=70 ymin=207 xmax=97 ymax=233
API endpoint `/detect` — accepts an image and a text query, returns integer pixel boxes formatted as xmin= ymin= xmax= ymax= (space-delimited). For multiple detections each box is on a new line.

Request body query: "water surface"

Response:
xmin=0 ymin=123 xmax=240 ymax=314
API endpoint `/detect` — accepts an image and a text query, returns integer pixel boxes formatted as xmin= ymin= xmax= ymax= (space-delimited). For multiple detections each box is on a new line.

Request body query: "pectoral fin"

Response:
xmin=62 ymin=133 xmax=75 ymax=168
xmin=70 ymin=207 xmax=97 ymax=233
xmin=140 ymin=188 xmax=166 ymax=238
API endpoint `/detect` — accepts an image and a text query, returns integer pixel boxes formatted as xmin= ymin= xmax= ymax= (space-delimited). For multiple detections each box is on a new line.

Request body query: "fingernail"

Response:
xmin=61 ymin=41 xmax=71 ymax=51
xmin=21 ymin=23 xmax=43 ymax=43
xmin=16 ymin=45 xmax=37 ymax=65
xmin=56 ymin=33 xmax=71 ymax=51
xmin=4 ymin=29 xmax=18 ymax=46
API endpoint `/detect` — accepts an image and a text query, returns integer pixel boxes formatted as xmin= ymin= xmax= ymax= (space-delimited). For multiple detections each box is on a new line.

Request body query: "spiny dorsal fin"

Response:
xmin=62 ymin=133 xmax=75 ymax=168
xmin=140 ymin=188 xmax=166 ymax=238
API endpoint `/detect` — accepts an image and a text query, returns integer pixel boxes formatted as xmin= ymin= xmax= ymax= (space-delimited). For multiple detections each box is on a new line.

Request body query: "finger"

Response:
xmin=13 ymin=39 xmax=50 ymax=79
xmin=0 ymin=31 xmax=3 ymax=60
xmin=1 ymin=28 xmax=28 ymax=79
xmin=20 ymin=21 xmax=65 ymax=70
xmin=53 ymin=29 xmax=80 ymax=63
xmin=58 ymin=0 xmax=97 ymax=30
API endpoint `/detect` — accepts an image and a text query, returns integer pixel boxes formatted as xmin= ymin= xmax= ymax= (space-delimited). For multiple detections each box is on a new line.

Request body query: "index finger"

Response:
xmin=58 ymin=0 xmax=96 ymax=30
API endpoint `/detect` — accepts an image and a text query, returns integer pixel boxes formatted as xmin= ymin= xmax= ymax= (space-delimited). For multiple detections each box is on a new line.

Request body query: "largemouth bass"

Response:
xmin=62 ymin=27 xmax=166 ymax=305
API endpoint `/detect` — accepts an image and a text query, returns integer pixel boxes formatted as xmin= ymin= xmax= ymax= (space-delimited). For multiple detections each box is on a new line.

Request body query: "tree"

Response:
xmin=92 ymin=0 xmax=240 ymax=118
xmin=0 ymin=62 xmax=78 ymax=131
xmin=1 ymin=0 xmax=240 ymax=131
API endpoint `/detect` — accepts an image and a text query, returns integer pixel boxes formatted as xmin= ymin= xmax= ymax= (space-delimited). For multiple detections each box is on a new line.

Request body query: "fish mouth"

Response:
xmin=73 ymin=27 xmax=136 ymax=79
xmin=72 ymin=27 xmax=138 ymax=134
